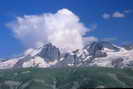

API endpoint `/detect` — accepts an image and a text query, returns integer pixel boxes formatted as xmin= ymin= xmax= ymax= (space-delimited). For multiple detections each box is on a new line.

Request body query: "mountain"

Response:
xmin=122 ymin=44 xmax=133 ymax=50
xmin=0 ymin=41 xmax=133 ymax=69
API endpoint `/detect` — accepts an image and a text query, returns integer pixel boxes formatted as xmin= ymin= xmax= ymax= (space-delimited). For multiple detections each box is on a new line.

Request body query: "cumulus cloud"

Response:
xmin=112 ymin=11 xmax=125 ymax=18
xmin=7 ymin=8 xmax=97 ymax=52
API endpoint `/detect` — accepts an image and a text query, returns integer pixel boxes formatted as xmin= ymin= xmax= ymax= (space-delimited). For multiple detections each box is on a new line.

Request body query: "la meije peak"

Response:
xmin=0 ymin=41 xmax=133 ymax=69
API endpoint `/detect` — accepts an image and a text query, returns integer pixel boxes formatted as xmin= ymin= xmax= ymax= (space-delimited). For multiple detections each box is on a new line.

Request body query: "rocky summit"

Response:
xmin=0 ymin=41 xmax=133 ymax=69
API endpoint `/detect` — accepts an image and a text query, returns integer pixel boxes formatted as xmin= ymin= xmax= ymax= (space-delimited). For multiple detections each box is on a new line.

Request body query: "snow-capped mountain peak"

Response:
xmin=0 ymin=41 xmax=133 ymax=69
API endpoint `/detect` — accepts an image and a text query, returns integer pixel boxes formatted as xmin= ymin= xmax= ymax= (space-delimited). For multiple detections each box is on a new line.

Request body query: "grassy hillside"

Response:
xmin=0 ymin=67 xmax=133 ymax=89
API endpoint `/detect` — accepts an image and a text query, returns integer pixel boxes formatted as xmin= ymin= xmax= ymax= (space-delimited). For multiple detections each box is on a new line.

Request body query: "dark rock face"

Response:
xmin=94 ymin=50 xmax=107 ymax=58
xmin=87 ymin=41 xmax=120 ymax=58
xmin=101 ymin=41 xmax=120 ymax=51
xmin=126 ymin=61 xmax=133 ymax=68
xmin=112 ymin=58 xmax=124 ymax=68
xmin=123 ymin=44 xmax=133 ymax=50
xmin=52 ymin=52 xmax=80 ymax=68
xmin=63 ymin=53 xmax=79 ymax=65
xmin=39 ymin=43 xmax=61 ymax=62
xmin=88 ymin=42 xmax=106 ymax=58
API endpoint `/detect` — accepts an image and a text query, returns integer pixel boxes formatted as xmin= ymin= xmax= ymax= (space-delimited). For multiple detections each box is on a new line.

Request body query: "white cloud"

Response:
xmin=102 ymin=13 xmax=111 ymax=19
xmin=102 ymin=11 xmax=127 ymax=19
xmin=112 ymin=11 xmax=125 ymax=18
xmin=83 ymin=37 xmax=98 ymax=45
xmin=7 ymin=8 xmax=97 ymax=52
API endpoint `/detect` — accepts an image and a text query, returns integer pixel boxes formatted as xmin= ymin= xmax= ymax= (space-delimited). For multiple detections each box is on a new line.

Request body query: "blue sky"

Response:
xmin=0 ymin=0 xmax=133 ymax=58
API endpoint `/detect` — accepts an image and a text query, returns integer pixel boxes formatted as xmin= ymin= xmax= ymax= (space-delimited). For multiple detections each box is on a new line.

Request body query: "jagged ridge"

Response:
xmin=0 ymin=41 xmax=133 ymax=69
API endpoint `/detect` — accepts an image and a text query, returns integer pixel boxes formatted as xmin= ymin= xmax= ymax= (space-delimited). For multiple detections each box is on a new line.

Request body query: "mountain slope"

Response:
xmin=0 ymin=67 xmax=133 ymax=89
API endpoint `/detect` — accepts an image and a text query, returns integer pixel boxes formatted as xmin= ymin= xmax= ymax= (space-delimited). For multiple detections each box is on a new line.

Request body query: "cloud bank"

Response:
xmin=7 ymin=8 xmax=97 ymax=52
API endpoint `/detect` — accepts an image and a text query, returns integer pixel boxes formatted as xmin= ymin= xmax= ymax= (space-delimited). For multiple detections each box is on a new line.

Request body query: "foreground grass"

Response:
xmin=0 ymin=67 xmax=133 ymax=89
